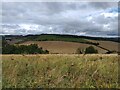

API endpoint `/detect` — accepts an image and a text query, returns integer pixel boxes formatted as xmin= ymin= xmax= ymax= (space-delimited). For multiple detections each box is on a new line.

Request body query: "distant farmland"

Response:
xmin=4 ymin=34 xmax=119 ymax=54
xmin=19 ymin=40 xmax=118 ymax=54
xmin=2 ymin=54 xmax=119 ymax=88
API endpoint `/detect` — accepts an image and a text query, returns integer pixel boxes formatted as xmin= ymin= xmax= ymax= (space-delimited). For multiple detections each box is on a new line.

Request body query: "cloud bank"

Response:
xmin=1 ymin=2 xmax=119 ymax=37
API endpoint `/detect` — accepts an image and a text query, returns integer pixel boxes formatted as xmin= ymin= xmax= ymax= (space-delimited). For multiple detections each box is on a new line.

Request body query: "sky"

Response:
xmin=1 ymin=1 xmax=119 ymax=37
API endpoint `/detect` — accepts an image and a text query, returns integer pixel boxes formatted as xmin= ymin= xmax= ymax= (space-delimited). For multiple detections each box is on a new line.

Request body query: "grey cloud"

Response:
xmin=1 ymin=2 xmax=118 ymax=37
xmin=89 ymin=2 xmax=117 ymax=9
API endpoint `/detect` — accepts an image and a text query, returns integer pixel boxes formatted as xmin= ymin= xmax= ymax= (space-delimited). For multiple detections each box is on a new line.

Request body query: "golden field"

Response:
xmin=19 ymin=41 xmax=113 ymax=54
xmin=2 ymin=54 xmax=119 ymax=88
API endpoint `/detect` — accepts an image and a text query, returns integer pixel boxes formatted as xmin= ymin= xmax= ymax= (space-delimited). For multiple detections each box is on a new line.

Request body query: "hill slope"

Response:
xmin=3 ymin=34 xmax=119 ymax=54
xmin=4 ymin=34 xmax=119 ymax=44
xmin=19 ymin=41 xmax=107 ymax=54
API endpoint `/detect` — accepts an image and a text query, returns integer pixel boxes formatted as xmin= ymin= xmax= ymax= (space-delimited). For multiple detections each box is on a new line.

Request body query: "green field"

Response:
xmin=18 ymin=34 xmax=89 ymax=44
xmin=2 ymin=54 xmax=119 ymax=88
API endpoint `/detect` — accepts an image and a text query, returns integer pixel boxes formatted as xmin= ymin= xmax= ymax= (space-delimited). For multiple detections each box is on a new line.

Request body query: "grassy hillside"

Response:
xmin=2 ymin=54 xmax=119 ymax=88
xmin=4 ymin=34 xmax=119 ymax=43
xmin=21 ymin=34 xmax=91 ymax=45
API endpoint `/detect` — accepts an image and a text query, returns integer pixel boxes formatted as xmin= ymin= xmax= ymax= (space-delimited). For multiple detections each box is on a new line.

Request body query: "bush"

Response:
xmin=76 ymin=48 xmax=84 ymax=54
xmin=85 ymin=46 xmax=98 ymax=54
xmin=2 ymin=43 xmax=49 ymax=54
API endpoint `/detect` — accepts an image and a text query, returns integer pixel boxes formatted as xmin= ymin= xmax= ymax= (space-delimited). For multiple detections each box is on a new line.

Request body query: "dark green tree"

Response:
xmin=2 ymin=43 xmax=49 ymax=54
xmin=85 ymin=46 xmax=98 ymax=54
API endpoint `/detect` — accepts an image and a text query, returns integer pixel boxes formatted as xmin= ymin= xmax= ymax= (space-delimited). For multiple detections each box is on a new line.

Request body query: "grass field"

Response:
xmin=2 ymin=54 xmax=119 ymax=88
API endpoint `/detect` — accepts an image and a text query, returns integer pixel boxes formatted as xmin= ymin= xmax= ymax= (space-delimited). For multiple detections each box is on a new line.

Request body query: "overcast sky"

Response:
xmin=1 ymin=2 xmax=119 ymax=37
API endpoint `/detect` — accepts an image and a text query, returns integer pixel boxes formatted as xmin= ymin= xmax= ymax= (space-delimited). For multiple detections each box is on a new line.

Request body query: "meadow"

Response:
xmin=2 ymin=54 xmax=119 ymax=88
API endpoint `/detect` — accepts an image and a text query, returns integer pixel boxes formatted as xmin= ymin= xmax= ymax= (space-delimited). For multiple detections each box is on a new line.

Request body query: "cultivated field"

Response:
xmin=88 ymin=40 xmax=119 ymax=52
xmin=19 ymin=41 xmax=107 ymax=54
xmin=2 ymin=54 xmax=119 ymax=88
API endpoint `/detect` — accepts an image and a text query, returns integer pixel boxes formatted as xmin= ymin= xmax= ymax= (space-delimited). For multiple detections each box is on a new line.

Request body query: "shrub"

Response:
xmin=76 ymin=48 xmax=84 ymax=54
xmin=85 ymin=46 xmax=98 ymax=54
xmin=2 ymin=43 xmax=49 ymax=54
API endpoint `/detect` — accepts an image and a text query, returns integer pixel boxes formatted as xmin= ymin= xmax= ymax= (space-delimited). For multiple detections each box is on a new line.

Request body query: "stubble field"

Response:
xmin=19 ymin=41 xmax=108 ymax=54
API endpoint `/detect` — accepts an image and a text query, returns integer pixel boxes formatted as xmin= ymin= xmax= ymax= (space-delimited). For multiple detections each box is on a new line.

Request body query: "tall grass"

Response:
xmin=2 ymin=54 xmax=119 ymax=88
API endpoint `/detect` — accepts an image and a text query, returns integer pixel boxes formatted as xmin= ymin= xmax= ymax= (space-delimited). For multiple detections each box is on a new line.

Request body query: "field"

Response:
xmin=19 ymin=41 xmax=118 ymax=54
xmin=2 ymin=54 xmax=119 ymax=88
xmin=88 ymin=40 xmax=119 ymax=52
xmin=4 ymin=34 xmax=119 ymax=54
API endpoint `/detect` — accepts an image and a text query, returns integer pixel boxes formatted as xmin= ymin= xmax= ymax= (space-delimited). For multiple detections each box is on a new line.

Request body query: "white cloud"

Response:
xmin=19 ymin=24 xmax=39 ymax=31
xmin=101 ymin=12 xmax=118 ymax=18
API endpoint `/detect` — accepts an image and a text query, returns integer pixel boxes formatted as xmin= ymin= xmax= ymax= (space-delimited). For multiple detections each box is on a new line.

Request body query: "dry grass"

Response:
xmin=2 ymin=54 xmax=119 ymax=88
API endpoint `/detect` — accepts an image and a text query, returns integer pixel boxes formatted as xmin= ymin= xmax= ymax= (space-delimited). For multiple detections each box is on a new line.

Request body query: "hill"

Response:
xmin=3 ymin=34 xmax=119 ymax=44
xmin=2 ymin=34 xmax=120 ymax=54
xmin=19 ymin=41 xmax=107 ymax=54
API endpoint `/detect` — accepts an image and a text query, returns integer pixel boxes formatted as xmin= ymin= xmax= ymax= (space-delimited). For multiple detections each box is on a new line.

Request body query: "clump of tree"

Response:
xmin=76 ymin=46 xmax=98 ymax=54
xmin=85 ymin=46 xmax=98 ymax=54
xmin=2 ymin=39 xmax=49 ymax=54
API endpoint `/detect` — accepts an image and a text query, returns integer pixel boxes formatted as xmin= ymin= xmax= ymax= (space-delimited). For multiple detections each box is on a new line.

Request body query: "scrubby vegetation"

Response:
xmin=2 ymin=44 xmax=49 ymax=54
xmin=2 ymin=54 xmax=119 ymax=88
xmin=76 ymin=46 xmax=98 ymax=54
xmin=2 ymin=38 xmax=49 ymax=54
xmin=85 ymin=46 xmax=98 ymax=54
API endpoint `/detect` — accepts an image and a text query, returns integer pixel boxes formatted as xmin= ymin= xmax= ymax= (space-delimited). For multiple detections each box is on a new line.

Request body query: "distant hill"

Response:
xmin=3 ymin=34 xmax=120 ymax=43
xmin=2 ymin=34 xmax=119 ymax=54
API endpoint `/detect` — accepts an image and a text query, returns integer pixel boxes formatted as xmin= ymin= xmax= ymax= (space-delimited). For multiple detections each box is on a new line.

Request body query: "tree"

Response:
xmin=85 ymin=46 xmax=98 ymax=54
xmin=2 ymin=43 xmax=49 ymax=54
